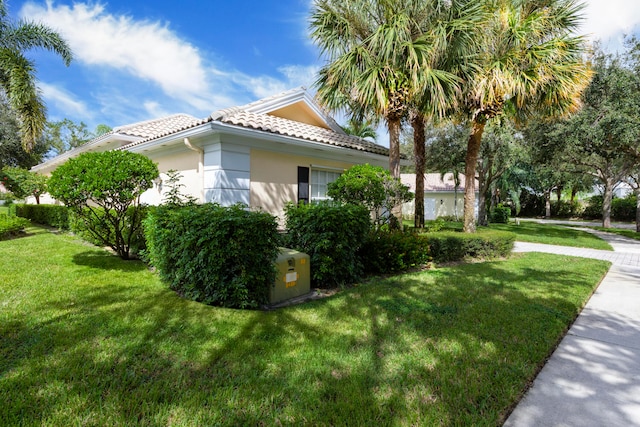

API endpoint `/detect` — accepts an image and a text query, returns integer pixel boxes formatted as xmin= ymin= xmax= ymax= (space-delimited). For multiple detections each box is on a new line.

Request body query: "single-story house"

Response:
xmin=32 ymin=88 xmax=392 ymax=221
xmin=401 ymin=173 xmax=478 ymax=220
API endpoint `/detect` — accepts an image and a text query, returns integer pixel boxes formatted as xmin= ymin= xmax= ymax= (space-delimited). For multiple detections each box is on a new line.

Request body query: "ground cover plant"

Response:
xmin=0 ymin=226 xmax=610 ymax=425
xmin=488 ymin=221 xmax=613 ymax=250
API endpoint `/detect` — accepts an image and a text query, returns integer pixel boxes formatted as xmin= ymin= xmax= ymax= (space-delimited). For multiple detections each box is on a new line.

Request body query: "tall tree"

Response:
xmin=453 ymin=0 xmax=591 ymax=232
xmin=0 ymin=0 xmax=73 ymax=151
xmin=310 ymin=0 xmax=481 ymax=225
xmin=43 ymin=119 xmax=95 ymax=157
xmin=548 ymin=47 xmax=640 ymax=227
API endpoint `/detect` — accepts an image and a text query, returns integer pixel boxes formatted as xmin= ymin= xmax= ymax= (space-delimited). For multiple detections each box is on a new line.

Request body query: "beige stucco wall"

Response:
xmin=250 ymin=149 xmax=356 ymax=220
xmin=140 ymin=148 xmax=202 ymax=205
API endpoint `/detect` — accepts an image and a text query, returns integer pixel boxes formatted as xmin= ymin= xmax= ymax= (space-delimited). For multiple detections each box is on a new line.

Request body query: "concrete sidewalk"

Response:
xmin=504 ymin=231 xmax=640 ymax=426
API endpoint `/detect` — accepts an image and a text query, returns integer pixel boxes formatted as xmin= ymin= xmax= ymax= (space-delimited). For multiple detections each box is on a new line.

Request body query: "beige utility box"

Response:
xmin=270 ymin=248 xmax=310 ymax=305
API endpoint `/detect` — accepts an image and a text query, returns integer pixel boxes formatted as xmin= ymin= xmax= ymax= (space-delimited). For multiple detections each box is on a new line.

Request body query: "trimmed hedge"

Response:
xmin=0 ymin=215 xmax=30 ymax=239
xmin=144 ymin=203 xmax=280 ymax=309
xmin=16 ymin=204 xmax=70 ymax=229
xmin=427 ymin=230 xmax=516 ymax=263
xmin=285 ymin=202 xmax=370 ymax=288
xmin=360 ymin=230 xmax=431 ymax=275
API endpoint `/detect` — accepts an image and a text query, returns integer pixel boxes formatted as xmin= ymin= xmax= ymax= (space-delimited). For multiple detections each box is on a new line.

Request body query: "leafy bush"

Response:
xmin=69 ymin=206 xmax=150 ymax=257
xmin=16 ymin=204 xmax=70 ymax=229
xmin=612 ymin=194 xmax=636 ymax=221
xmin=427 ymin=230 xmax=516 ymax=263
xmin=144 ymin=203 xmax=280 ymax=309
xmin=550 ymin=200 xmax=584 ymax=218
xmin=1 ymin=167 xmax=48 ymax=203
xmin=490 ymin=204 xmax=511 ymax=224
xmin=518 ymin=190 xmax=545 ymax=217
xmin=327 ymin=164 xmax=412 ymax=229
xmin=582 ymin=195 xmax=603 ymax=219
xmin=285 ymin=202 xmax=370 ymax=288
xmin=360 ymin=230 xmax=431 ymax=275
xmin=48 ymin=151 xmax=158 ymax=259
xmin=0 ymin=215 xmax=30 ymax=239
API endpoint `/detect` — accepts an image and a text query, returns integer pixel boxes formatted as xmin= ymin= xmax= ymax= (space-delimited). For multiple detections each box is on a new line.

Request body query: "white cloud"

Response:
xmin=22 ymin=1 xmax=211 ymax=110
xmin=38 ymin=82 xmax=92 ymax=120
xmin=581 ymin=0 xmax=640 ymax=44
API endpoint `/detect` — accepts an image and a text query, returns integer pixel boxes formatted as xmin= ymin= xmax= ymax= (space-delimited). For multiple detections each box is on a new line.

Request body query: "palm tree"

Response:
xmin=310 ymin=0 xmax=472 ymax=179
xmin=310 ymin=0 xmax=482 ymax=227
xmin=342 ymin=118 xmax=378 ymax=140
xmin=454 ymin=0 xmax=592 ymax=232
xmin=0 ymin=0 xmax=73 ymax=152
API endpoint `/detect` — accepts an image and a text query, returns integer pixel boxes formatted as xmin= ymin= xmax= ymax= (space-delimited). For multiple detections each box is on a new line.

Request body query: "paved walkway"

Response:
xmin=504 ymin=229 xmax=640 ymax=426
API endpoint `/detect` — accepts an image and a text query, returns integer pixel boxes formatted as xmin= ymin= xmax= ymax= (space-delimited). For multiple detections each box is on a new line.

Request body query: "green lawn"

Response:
xmin=1 ymin=227 xmax=610 ymax=426
xmin=589 ymin=226 xmax=640 ymax=241
xmin=487 ymin=221 xmax=613 ymax=250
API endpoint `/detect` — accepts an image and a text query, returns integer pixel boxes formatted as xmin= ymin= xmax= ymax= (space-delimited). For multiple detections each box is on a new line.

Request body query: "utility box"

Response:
xmin=270 ymin=248 xmax=310 ymax=305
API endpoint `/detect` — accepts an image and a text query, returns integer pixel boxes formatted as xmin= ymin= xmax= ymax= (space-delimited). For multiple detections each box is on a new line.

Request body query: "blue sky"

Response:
xmin=11 ymin=0 xmax=640 ymax=144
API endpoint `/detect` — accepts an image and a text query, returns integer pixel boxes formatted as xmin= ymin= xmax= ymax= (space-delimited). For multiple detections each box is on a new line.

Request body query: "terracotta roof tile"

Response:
xmin=214 ymin=109 xmax=388 ymax=155
xmin=116 ymin=114 xmax=203 ymax=139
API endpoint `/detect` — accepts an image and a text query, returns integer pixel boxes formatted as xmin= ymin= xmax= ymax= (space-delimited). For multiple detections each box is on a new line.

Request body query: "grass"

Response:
xmin=1 ymin=227 xmax=610 ymax=426
xmin=406 ymin=219 xmax=613 ymax=249
xmin=589 ymin=226 xmax=640 ymax=241
xmin=486 ymin=221 xmax=613 ymax=250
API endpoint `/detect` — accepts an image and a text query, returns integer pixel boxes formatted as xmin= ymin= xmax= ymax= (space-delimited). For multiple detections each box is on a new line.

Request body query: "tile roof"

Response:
xmin=120 ymin=94 xmax=389 ymax=157
xmin=401 ymin=173 xmax=476 ymax=192
xmin=211 ymin=109 xmax=389 ymax=156
xmin=115 ymin=114 xmax=203 ymax=139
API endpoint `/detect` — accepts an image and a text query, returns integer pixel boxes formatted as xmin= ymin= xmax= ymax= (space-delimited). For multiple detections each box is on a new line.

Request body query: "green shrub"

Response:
xmin=16 ymin=204 xmax=70 ymax=229
xmin=490 ymin=204 xmax=511 ymax=224
xmin=48 ymin=150 xmax=158 ymax=259
xmin=285 ymin=202 xmax=370 ymax=288
xmin=360 ymin=230 xmax=431 ymax=275
xmin=612 ymin=194 xmax=636 ymax=221
xmin=582 ymin=195 xmax=603 ymax=219
xmin=0 ymin=215 xmax=30 ymax=239
xmin=69 ymin=206 xmax=150 ymax=257
xmin=550 ymin=200 xmax=584 ymax=218
xmin=144 ymin=203 xmax=280 ymax=309
xmin=427 ymin=230 xmax=516 ymax=263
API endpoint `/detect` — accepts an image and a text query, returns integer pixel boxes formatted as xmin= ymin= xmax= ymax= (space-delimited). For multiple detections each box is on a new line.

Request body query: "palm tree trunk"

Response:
xmin=388 ymin=119 xmax=401 ymax=179
xmin=412 ymin=114 xmax=425 ymax=229
xmin=388 ymin=118 xmax=402 ymax=226
xmin=463 ymin=120 xmax=485 ymax=233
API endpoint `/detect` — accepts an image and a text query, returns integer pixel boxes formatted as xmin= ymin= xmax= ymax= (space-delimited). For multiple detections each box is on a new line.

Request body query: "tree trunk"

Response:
xmin=477 ymin=174 xmax=488 ymax=226
xmin=570 ymin=187 xmax=578 ymax=203
xmin=388 ymin=118 xmax=402 ymax=227
xmin=388 ymin=119 xmax=401 ymax=179
xmin=412 ymin=114 xmax=425 ymax=229
xmin=635 ymin=188 xmax=640 ymax=233
xmin=463 ymin=120 xmax=485 ymax=233
xmin=544 ymin=190 xmax=551 ymax=219
xmin=556 ymin=186 xmax=562 ymax=202
xmin=602 ymin=178 xmax=614 ymax=228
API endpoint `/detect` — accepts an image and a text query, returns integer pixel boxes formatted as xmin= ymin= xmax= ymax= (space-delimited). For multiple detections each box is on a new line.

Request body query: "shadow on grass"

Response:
xmin=72 ymin=250 xmax=149 ymax=272
xmin=0 ymin=252 xmax=619 ymax=425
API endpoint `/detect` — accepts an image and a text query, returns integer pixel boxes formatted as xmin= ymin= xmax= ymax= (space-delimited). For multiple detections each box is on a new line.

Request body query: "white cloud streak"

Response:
xmin=38 ymin=82 xmax=92 ymax=120
xmin=21 ymin=1 xmax=322 ymax=124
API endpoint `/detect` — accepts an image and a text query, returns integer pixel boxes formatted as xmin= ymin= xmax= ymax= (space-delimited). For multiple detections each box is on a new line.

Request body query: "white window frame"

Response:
xmin=310 ymin=167 xmax=342 ymax=202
